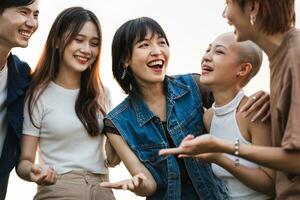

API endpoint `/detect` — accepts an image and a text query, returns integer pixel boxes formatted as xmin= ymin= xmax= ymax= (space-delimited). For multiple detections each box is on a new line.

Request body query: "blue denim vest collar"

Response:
xmin=107 ymin=74 xmax=228 ymax=200
xmin=131 ymin=76 xmax=189 ymax=128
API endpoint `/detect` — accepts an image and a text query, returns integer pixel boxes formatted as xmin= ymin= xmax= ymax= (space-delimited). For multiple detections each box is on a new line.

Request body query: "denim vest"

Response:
xmin=107 ymin=74 xmax=228 ymax=200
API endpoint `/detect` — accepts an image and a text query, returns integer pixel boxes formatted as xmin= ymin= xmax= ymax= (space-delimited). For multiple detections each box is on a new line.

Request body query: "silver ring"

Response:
xmin=252 ymin=96 xmax=257 ymax=100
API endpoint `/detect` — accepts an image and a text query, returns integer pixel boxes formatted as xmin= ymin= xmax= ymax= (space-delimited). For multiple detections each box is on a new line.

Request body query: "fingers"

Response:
xmin=178 ymin=154 xmax=192 ymax=158
xmin=239 ymin=91 xmax=265 ymax=114
xmin=250 ymin=101 xmax=270 ymax=122
xmin=159 ymin=135 xmax=195 ymax=156
xmin=31 ymin=164 xmax=42 ymax=174
xmin=100 ymin=173 xmax=147 ymax=192
xmin=132 ymin=173 xmax=147 ymax=187
xmin=182 ymin=134 xmax=195 ymax=142
xmin=34 ymin=166 xmax=57 ymax=185
xmin=159 ymin=147 xmax=183 ymax=156
xmin=99 ymin=182 xmax=121 ymax=189
xmin=261 ymin=110 xmax=270 ymax=122
xmin=239 ymin=91 xmax=270 ymax=119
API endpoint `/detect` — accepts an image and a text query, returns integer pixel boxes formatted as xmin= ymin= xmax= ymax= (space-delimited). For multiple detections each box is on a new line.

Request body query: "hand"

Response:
xmin=30 ymin=164 xmax=58 ymax=185
xmin=239 ymin=90 xmax=270 ymax=122
xmin=159 ymin=134 xmax=219 ymax=157
xmin=100 ymin=173 xmax=147 ymax=194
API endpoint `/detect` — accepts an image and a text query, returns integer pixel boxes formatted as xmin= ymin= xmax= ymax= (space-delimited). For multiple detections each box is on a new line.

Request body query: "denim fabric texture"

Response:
xmin=106 ymin=74 xmax=228 ymax=200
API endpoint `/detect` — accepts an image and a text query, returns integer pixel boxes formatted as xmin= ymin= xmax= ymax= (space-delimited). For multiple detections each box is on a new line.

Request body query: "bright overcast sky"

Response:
xmin=7 ymin=1 xmax=300 ymax=199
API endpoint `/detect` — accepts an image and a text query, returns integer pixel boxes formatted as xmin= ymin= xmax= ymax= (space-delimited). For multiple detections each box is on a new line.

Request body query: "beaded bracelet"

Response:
xmin=234 ymin=138 xmax=240 ymax=166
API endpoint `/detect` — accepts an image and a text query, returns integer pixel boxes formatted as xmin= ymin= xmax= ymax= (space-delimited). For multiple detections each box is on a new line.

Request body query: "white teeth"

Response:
xmin=19 ymin=31 xmax=31 ymax=37
xmin=148 ymin=60 xmax=163 ymax=66
xmin=75 ymin=55 xmax=89 ymax=62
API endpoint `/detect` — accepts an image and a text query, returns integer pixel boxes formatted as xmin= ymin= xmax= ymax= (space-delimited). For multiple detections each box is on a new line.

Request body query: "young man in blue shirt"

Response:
xmin=0 ymin=0 xmax=39 ymax=199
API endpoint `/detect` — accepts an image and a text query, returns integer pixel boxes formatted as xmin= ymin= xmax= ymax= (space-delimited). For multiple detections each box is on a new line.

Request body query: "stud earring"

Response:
xmin=121 ymin=67 xmax=127 ymax=79
xmin=250 ymin=15 xmax=256 ymax=26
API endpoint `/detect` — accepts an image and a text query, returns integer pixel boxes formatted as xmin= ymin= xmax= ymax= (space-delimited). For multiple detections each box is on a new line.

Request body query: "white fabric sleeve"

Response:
xmin=23 ymin=98 xmax=43 ymax=136
xmin=104 ymin=86 xmax=112 ymax=112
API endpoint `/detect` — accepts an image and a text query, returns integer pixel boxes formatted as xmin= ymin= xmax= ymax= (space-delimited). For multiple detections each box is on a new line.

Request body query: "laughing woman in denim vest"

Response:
xmin=101 ymin=17 xmax=268 ymax=200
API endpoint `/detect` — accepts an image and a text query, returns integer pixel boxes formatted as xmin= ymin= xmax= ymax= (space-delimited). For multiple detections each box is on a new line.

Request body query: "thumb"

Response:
xmin=31 ymin=164 xmax=42 ymax=174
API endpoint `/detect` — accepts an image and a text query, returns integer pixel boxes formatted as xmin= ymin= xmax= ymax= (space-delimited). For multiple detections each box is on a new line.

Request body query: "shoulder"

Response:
xmin=107 ymin=96 xmax=131 ymax=119
xmin=286 ymin=29 xmax=300 ymax=65
xmin=167 ymin=73 xmax=200 ymax=92
xmin=237 ymin=96 xmax=270 ymax=144
xmin=9 ymin=54 xmax=31 ymax=74
xmin=168 ymin=73 xmax=196 ymax=83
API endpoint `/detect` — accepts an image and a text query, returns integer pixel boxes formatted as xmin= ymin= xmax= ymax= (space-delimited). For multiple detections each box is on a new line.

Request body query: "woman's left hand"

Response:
xmin=100 ymin=173 xmax=147 ymax=194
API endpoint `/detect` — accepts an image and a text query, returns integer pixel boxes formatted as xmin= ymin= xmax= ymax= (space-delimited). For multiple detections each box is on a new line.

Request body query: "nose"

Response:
xmin=150 ymin=44 xmax=162 ymax=56
xmin=79 ymin=42 xmax=92 ymax=55
xmin=202 ymin=51 xmax=212 ymax=63
xmin=222 ymin=5 xmax=228 ymax=19
xmin=25 ymin=15 xmax=38 ymax=30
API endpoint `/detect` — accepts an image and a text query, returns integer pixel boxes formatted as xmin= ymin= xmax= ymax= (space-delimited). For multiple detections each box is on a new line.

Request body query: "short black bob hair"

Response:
xmin=111 ymin=17 xmax=169 ymax=94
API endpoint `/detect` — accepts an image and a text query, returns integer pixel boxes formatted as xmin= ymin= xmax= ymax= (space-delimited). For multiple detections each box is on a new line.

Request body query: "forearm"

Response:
xmin=16 ymin=160 xmax=34 ymax=182
xmin=105 ymin=139 xmax=121 ymax=167
xmin=215 ymin=155 xmax=274 ymax=196
xmin=134 ymin=177 xmax=157 ymax=197
xmin=217 ymin=139 xmax=300 ymax=174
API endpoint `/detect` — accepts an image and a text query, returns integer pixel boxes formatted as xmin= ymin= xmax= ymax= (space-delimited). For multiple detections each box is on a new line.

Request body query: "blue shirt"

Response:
xmin=0 ymin=54 xmax=31 ymax=184
xmin=106 ymin=74 xmax=228 ymax=200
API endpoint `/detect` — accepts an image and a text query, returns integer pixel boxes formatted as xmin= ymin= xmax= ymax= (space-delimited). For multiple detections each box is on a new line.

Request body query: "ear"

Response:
xmin=124 ymin=57 xmax=131 ymax=69
xmin=237 ymin=62 xmax=252 ymax=78
xmin=245 ymin=0 xmax=259 ymax=16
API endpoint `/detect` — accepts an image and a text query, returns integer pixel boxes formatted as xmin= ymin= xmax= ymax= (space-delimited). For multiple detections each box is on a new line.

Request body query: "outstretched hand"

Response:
xmin=100 ymin=173 xmax=147 ymax=194
xmin=159 ymin=134 xmax=219 ymax=157
xmin=30 ymin=164 xmax=58 ymax=185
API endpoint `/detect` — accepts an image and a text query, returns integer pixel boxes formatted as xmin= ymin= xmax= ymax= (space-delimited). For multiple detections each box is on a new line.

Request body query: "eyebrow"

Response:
xmin=215 ymin=44 xmax=228 ymax=49
xmin=18 ymin=6 xmax=40 ymax=14
xmin=76 ymin=34 xmax=99 ymax=40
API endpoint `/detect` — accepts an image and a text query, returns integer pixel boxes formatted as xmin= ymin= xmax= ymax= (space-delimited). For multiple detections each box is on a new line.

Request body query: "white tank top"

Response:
xmin=210 ymin=90 xmax=269 ymax=200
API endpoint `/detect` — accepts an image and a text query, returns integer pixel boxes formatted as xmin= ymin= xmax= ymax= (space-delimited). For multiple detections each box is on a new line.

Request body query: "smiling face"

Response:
xmin=127 ymin=32 xmax=170 ymax=87
xmin=0 ymin=0 xmax=39 ymax=50
xmin=223 ymin=0 xmax=253 ymax=42
xmin=59 ymin=21 xmax=100 ymax=75
xmin=200 ymin=32 xmax=243 ymax=89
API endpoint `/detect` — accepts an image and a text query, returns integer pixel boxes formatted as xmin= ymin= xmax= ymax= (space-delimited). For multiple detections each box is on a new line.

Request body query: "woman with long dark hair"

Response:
xmin=16 ymin=7 xmax=115 ymax=200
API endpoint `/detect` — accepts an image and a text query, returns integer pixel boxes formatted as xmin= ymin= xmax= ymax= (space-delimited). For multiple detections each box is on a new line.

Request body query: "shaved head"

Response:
xmin=215 ymin=32 xmax=263 ymax=84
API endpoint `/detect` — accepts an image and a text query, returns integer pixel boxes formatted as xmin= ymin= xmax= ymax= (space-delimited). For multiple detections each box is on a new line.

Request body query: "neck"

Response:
xmin=55 ymin=68 xmax=81 ymax=89
xmin=139 ymin=82 xmax=166 ymax=121
xmin=140 ymin=82 xmax=165 ymax=104
xmin=252 ymin=31 xmax=286 ymax=58
xmin=210 ymin=85 xmax=241 ymax=107
xmin=0 ymin=45 xmax=11 ymax=70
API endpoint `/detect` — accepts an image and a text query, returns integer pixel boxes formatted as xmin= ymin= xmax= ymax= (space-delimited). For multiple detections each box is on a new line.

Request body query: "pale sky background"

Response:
xmin=6 ymin=0 xmax=300 ymax=199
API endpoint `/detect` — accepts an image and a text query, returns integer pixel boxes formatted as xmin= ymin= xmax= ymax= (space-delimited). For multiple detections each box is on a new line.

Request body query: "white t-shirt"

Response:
xmin=0 ymin=63 xmax=8 ymax=157
xmin=211 ymin=90 xmax=269 ymax=200
xmin=23 ymin=82 xmax=110 ymax=174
